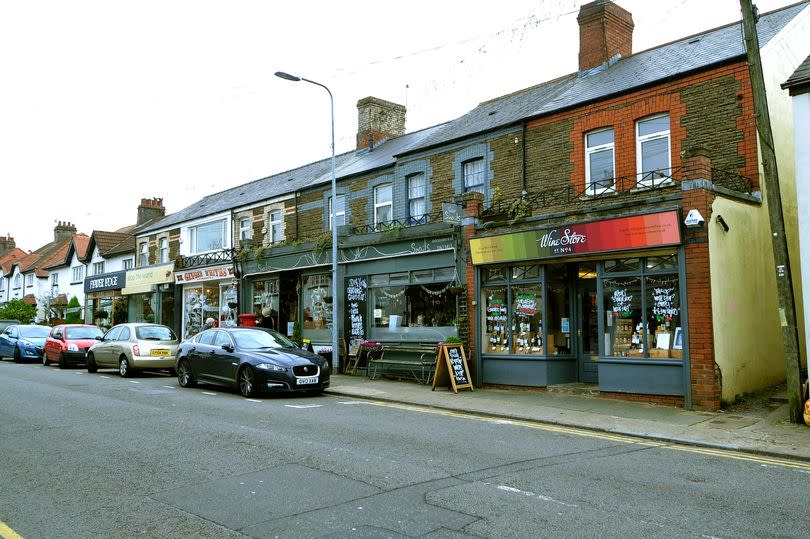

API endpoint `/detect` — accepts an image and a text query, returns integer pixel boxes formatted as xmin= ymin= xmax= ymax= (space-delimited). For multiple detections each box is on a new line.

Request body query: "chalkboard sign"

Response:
xmin=344 ymin=276 xmax=368 ymax=343
xmin=432 ymin=344 xmax=473 ymax=393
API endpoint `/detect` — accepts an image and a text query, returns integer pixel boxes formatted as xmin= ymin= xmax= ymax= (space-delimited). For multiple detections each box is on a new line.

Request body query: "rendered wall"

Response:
xmin=792 ymin=92 xmax=810 ymax=364
xmin=761 ymin=5 xmax=810 ymax=366
xmin=709 ymin=196 xmax=784 ymax=401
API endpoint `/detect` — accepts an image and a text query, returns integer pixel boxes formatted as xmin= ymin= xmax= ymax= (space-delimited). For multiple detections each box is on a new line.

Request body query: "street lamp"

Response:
xmin=274 ymin=71 xmax=339 ymax=374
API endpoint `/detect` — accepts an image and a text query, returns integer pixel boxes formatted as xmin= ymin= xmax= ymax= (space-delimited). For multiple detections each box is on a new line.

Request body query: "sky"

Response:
xmin=0 ymin=0 xmax=795 ymax=251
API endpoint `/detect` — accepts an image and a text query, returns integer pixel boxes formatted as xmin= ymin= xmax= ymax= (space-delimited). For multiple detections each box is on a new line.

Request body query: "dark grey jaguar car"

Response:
xmin=175 ymin=327 xmax=330 ymax=397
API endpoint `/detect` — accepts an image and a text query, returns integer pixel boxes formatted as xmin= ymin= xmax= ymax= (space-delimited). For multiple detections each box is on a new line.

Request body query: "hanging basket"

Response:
xmin=448 ymin=285 xmax=465 ymax=296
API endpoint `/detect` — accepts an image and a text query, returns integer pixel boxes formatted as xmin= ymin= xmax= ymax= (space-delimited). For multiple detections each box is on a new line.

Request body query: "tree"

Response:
xmin=65 ymin=296 xmax=83 ymax=324
xmin=0 ymin=299 xmax=37 ymax=323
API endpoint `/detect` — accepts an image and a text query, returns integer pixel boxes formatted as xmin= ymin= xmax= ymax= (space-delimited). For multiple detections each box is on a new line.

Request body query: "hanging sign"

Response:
xmin=432 ymin=343 xmax=473 ymax=393
xmin=470 ymin=211 xmax=681 ymax=265
xmin=344 ymin=276 xmax=368 ymax=343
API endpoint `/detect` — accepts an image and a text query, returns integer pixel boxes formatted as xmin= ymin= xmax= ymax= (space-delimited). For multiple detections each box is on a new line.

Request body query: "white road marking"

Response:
xmin=100 ymin=375 xmax=111 ymax=379
xmin=128 ymin=380 xmax=140 ymax=384
xmin=162 ymin=386 xmax=176 ymax=389
xmin=494 ymin=484 xmax=578 ymax=508
xmin=202 ymin=391 xmax=218 ymax=396
xmin=492 ymin=419 xmax=515 ymax=425
xmin=284 ymin=404 xmax=323 ymax=409
xmin=339 ymin=401 xmax=372 ymax=405
xmin=73 ymin=372 xmax=83 ymax=375
xmin=246 ymin=399 xmax=262 ymax=403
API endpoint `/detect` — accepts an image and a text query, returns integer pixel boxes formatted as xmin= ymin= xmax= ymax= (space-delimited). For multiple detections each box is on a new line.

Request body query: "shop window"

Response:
xmin=374 ymin=183 xmax=393 ymax=230
xmin=645 ymin=255 xmax=678 ymax=271
xmin=239 ymin=218 xmax=252 ymax=241
xmin=368 ymin=269 xmax=457 ymax=339
xmin=545 ymin=264 xmax=572 ymax=355
xmin=585 ymin=128 xmax=615 ymax=195
xmin=636 ymin=114 xmax=671 ymax=187
xmin=329 ymin=195 xmax=345 ymax=230
xmin=483 ymin=286 xmax=509 ymax=354
xmin=602 ymin=276 xmax=643 ymax=357
xmin=483 ymin=266 xmax=507 ymax=282
xmin=252 ymin=278 xmax=279 ymax=329
xmin=161 ymin=289 xmax=174 ymax=328
xmin=159 ymin=238 xmax=169 ymax=263
xmin=463 ymin=158 xmax=485 ymax=193
xmin=131 ymin=293 xmax=157 ymax=323
xmin=645 ymin=274 xmax=681 ymax=358
xmin=302 ymin=274 xmax=333 ymax=335
xmin=512 ymin=266 xmax=540 ymax=280
xmin=183 ymin=284 xmax=221 ymax=339
xmin=268 ymin=210 xmax=283 ymax=244
xmin=189 ymin=219 xmax=226 ymax=254
xmin=512 ymin=285 xmax=543 ymax=355
xmin=408 ymin=173 xmax=427 ymax=224
xmin=604 ymin=258 xmax=640 ymax=273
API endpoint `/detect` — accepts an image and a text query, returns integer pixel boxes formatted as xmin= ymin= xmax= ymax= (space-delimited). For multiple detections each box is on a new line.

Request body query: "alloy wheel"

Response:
xmin=239 ymin=367 xmax=256 ymax=397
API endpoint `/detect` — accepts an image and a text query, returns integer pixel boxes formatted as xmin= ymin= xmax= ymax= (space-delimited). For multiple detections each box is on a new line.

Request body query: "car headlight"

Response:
xmin=256 ymin=362 xmax=287 ymax=372
xmin=67 ymin=343 xmax=79 ymax=352
xmin=20 ymin=339 xmax=33 ymax=348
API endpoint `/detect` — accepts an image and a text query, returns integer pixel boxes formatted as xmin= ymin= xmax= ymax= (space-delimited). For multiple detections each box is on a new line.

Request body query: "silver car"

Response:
xmin=87 ymin=323 xmax=179 ymax=377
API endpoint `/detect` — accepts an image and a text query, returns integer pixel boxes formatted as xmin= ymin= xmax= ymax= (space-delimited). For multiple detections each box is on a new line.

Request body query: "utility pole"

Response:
xmin=740 ymin=0 xmax=803 ymax=423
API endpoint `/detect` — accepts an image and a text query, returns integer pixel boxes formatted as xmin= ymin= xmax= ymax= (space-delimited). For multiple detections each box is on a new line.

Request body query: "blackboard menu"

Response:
xmin=432 ymin=344 xmax=473 ymax=393
xmin=344 ymin=276 xmax=368 ymax=342
xmin=447 ymin=346 xmax=469 ymax=386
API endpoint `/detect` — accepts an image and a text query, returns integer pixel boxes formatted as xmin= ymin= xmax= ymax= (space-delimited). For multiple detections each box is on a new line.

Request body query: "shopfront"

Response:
xmin=470 ymin=210 xmax=686 ymax=397
xmin=175 ymin=264 xmax=238 ymax=339
xmin=84 ymin=270 xmax=127 ymax=331
xmin=122 ymin=263 xmax=175 ymax=329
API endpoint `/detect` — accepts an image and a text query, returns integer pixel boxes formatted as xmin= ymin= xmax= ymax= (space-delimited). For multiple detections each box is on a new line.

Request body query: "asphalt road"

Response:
xmin=1 ymin=359 xmax=808 ymax=539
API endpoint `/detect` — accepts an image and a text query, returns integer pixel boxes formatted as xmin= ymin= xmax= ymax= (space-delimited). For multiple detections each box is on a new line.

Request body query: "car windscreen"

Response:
xmin=135 ymin=326 xmax=177 ymax=341
xmin=66 ymin=327 xmax=104 ymax=340
xmin=232 ymin=329 xmax=296 ymax=350
xmin=19 ymin=326 xmax=51 ymax=339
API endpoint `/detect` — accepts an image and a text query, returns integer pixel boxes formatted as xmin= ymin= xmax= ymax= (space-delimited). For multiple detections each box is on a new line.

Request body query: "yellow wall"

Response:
xmin=710 ymin=196 xmax=784 ymax=401
xmin=761 ymin=5 xmax=810 ymax=366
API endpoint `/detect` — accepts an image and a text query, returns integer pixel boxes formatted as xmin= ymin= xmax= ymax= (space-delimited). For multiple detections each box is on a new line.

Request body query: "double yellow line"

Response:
xmin=0 ymin=521 xmax=23 ymax=539
xmin=368 ymin=400 xmax=810 ymax=471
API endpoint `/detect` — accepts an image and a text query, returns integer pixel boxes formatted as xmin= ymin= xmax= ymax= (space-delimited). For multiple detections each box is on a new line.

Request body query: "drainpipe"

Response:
xmin=521 ymin=121 xmax=527 ymax=194
xmin=295 ymin=191 xmax=300 ymax=241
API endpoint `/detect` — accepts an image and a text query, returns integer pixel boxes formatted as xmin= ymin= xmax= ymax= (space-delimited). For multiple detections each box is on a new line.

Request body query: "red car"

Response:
xmin=43 ymin=324 xmax=104 ymax=368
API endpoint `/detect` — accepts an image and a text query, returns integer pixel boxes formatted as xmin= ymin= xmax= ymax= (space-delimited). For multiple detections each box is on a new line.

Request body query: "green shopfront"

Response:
xmin=470 ymin=210 xmax=688 ymax=400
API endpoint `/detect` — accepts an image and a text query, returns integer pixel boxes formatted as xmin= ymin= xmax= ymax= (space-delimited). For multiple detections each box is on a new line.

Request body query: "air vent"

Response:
xmin=488 ymin=110 xmax=498 ymax=116
xmin=688 ymin=37 xmax=701 ymax=44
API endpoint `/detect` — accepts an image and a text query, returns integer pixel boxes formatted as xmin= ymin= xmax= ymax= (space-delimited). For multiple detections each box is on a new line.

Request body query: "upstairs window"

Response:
xmin=328 ymin=195 xmax=345 ymax=230
xmin=408 ymin=173 xmax=427 ymax=224
xmin=123 ymin=258 xmax=134 ymax=270
xmin=463 ymin=158 xmax=484 ymax=193
xmin=51 ymin=273 xmax=58 ymax=287
xmin=93 ymin=261 xmax=105 ymax=275
xmin=585 ymin=128 xmax=615 ymax=195
xmin=268 ymin=210 xmax=283 ymax=244
xmin=189 ymin=219 xmax=226 ymax=254
xmin=636 ymin=114 xmax=671 ymax=187
xmin=14 ymin=274 xmax=21 ymax=289
xmin=159 ymin=238 xmax=169 ymax=263
xmin=239 ymin=218 xmax=252 ymax=241
xmin=374 ymin=183 xmax=393 ymax=229
xmin=72 ymin=266 xmax=84 ymax=283
xmin=25 ymin=274 xmax=33 ymax=287
xmin=139 ymin=242 xmax=149 ymax=267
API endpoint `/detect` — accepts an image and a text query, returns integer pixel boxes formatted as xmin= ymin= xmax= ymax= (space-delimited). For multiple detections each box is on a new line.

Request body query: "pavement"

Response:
xmin=324 ymin=374 xmax=810 ymax=462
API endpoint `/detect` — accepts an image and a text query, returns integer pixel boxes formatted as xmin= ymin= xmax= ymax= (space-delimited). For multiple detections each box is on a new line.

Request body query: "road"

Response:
xmin=1 ymin=359 xmax=808 ymax=539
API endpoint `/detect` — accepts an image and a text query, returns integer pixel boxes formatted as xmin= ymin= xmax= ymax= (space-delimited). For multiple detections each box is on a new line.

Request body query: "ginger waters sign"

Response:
xmin=470 ymin=211 xmax=681 ymax=265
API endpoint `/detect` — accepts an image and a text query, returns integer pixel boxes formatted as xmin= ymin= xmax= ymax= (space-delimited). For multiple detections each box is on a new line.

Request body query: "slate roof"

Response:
xmin=138 ymin=1 xmax=808 ymax=235
xmin=402 ymin=1 xmax=809 ymax=154
xmin=782 ymin=53 xmax=810 ymax=93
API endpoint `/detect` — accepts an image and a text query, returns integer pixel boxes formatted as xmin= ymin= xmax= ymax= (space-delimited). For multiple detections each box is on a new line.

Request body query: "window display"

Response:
xmin=512 ymin=286 xmax=543 ymax=354
xmin=183 ymin=283 xmax=220 ymax=339
xmin=252 ymin=278 xmax=279 ymax=328
xmin=302 ymin=274 xmax=332 ymax=331
xmin=483 ymin=287 xmax=509 ymax=354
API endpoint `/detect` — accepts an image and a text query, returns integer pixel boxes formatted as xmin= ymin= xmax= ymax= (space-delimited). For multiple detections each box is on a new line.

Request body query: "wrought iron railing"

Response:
xmin=177 ymin=248 xmax=234 ymax=269
xmin=350 ymin=214 xmax=432 ymax=235
xmin=482 ymin=166 xmax=753 ymax=218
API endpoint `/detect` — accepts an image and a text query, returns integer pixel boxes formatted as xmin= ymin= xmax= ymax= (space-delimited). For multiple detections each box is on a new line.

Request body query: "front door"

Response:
xmin=576 ymin=263 xmax=599 ymax=384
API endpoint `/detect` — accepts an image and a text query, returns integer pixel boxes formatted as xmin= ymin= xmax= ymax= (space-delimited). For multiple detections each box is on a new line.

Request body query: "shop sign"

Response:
xmin=442 ymin=203 xmax=462 ymax=225
xmin=342 ymin=238 xmax=454 ymax=263
xmin=84 ymin=270 xmax=126 ymax=293
xmin=344 ymin=276 xmax=368 ymax=343
xmin=122 ymin=263 xmax=175 ymax=295
xmin=470 ymin=211 xmax=681 ymax=265
xmin=175 ymin=265 xmax=234 ymax=284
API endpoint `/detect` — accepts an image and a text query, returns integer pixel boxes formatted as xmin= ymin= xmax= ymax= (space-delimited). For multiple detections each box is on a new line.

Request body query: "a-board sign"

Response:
xmin=344 ymin=276 xmax=368 ymax=343
xmin=432 ymin=343 xmax=473 ymax=393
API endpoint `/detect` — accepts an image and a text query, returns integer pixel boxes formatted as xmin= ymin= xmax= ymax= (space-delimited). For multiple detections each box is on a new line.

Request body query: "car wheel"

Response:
xmin=58 ymin=353 xmax=68 ymax=369
xmin=119 ymin=356 xmax=133 ymax=378
xmin=86 ymin=353 xmax=98 ymax=373
xmin=43 ymin=355 xmax=51 ymax=367
xmin=13 ymin=347 xmax=21 ymax=363
xmin=238 ymin=366 xmax=256 ymax=398
xmin=177 ymin=359 xmax=196 ymax=388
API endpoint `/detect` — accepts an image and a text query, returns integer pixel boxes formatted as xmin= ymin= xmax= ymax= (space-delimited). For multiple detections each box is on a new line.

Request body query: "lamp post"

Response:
xmin=275 ymin=71 xmax=339 ymax=374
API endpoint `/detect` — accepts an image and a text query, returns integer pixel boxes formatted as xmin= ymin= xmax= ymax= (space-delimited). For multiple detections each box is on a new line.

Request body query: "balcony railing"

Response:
xmin=350 ymin=214 xmax=432 ymax=235
xmin=482 ymin=166 xmax=753 ymax=218
xmin=177 ymin=248 xmax=234 ymax=269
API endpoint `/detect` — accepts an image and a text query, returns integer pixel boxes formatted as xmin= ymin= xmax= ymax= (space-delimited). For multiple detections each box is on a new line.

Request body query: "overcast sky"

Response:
xmin=0 ymin=0 xmax=793 ymax=250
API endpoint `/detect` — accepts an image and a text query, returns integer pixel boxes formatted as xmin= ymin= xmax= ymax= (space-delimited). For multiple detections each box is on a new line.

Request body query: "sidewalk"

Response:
xmin=325 ymin=375 xmax=810 ymax=462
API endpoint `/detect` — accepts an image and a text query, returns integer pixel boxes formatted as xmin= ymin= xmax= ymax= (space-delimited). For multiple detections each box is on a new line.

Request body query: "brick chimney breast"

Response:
xmin=356 ymin=97 xmax=406 ymax=150
xmin=577 ymin=0 xmax=634 ymax=73
xmin=0 ymin=235 xmax=14 ymax=257
xmin=54 ymin=221 xmax=77 ymax=243
xmin=137 ymin=197 xmax=166 ymax=226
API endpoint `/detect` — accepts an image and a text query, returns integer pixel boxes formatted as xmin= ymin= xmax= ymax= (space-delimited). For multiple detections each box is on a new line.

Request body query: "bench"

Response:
xmin=368 ymin=343 xmax=439 ymax=384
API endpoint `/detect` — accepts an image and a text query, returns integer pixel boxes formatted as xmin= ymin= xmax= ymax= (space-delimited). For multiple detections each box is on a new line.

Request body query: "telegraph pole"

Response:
xmin=740 ymin=0 xmax=803 ymax=423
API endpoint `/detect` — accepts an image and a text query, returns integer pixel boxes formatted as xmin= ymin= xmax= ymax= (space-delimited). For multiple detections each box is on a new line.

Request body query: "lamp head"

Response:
xmin=275 ymin=71 xmax=301 ymax=82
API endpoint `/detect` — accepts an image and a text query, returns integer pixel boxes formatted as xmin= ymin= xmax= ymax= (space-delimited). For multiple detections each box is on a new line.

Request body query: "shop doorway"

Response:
xmin=576 ymin=263 xmax=599 ymax=384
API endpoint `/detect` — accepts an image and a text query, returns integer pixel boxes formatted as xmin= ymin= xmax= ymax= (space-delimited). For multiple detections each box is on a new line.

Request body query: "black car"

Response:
xmin=175 ymin=327 xmax=330 ymax=397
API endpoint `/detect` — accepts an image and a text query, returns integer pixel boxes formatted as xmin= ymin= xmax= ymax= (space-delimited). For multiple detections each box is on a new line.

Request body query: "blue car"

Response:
xmin=0 ymin=324 xmax=50 ymax=362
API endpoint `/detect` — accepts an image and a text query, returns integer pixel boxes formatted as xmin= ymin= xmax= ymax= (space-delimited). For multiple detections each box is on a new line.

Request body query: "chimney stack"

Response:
xmin=0 ymin=235 xmax=15 ymax=257
xmin=137 ymin=197 xmax=166 ymax=226
xmin=356 ymin=97 xmax=406 ymax=150
xmin=577 ymin=0 xmax=634 ymax=73
xmin=54 ymin=221 xmax=77 ymax=243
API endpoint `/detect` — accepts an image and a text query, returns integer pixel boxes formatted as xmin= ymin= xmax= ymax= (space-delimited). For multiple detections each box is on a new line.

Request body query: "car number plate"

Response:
xmin=150 ymin=349 xmax=170 ymax=356
xmin=297 ymin=376 xmax=318 ymax=385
